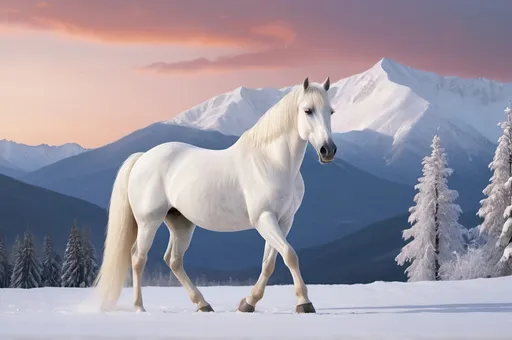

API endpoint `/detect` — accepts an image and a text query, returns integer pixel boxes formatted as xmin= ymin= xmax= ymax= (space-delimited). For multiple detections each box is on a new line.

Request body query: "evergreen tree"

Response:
xmin=61 ymin=223 xmax=85 ymax=287
xmin=41 ymin=235 xmax=62 ymax=287
xmin=395 ymin=135 xmax=466 ymax=281
xmin=478 ymin=104 xmax=512 ymax=276
xmin=11 ymin=235 xmax=21 ymax=264
xmin=0 ymin=234 xmax=9 ymax=288
xmin=10 ymin=231 xmax=43 ymax=289
xmin=81 ymin=230 xmax=99 ymax=287
xmin=495 ymin=104 xmax=512 ymax=272
xmin=7 ymin=236 xmax=22 ymax=287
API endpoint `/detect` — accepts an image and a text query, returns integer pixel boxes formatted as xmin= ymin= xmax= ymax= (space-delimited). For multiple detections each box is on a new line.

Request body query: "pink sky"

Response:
xmin=1 ymin=0 xmax=511 ymax=148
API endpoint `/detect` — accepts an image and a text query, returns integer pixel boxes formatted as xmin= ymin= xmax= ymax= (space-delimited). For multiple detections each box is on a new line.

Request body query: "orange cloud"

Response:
xmin=27 ymin=16 xmax=251 ymax=46
xmin=36 ymin=1 xmax=49 ymax=8
xmin=1 ymin=0 xmax=293 ymax=49
xmin=141 ymin=53 xmax=289 ymax=75
xmin=1 ymin=0 xmax=511 ymax=80
xmin=251 ymin=21 xmax=296 ymax=46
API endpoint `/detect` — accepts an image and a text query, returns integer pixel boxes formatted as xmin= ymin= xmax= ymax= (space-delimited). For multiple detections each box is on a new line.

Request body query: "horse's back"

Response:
xmin=128 ymin=140 xmax=251 ymax=231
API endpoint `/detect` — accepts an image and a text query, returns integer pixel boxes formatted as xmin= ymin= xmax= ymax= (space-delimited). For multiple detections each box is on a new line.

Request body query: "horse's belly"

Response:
xmin=174 ymin=190 xmax=252 ymax=232
xmin=166 ymin=157 xmax=251 ymax=231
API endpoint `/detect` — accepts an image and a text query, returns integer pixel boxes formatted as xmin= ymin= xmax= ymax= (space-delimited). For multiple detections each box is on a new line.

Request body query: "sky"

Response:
xmin=1 ymin=0 xmax=511 ymax=148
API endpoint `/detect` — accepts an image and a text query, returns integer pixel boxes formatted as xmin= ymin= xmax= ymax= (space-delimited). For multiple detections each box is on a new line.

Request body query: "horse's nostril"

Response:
xmin=332 ymin=145 xmax=337 ymax=155
xmin=320 ymin=146 xmax=327 ymax=156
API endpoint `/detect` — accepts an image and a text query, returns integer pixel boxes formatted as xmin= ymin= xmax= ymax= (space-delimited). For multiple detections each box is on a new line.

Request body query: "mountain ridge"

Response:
xmin=165 ymin=57 xmax=512 ymax=145
xmin=0 ymin=139 xmax=88 ymax=176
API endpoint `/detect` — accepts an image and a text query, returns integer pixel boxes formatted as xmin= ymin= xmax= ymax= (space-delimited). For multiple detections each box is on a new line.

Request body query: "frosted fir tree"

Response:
xmin=10 ymin=231 xmax=43 ymax=289
xmin=0 ymin=235 xmax=10 ymax=288
xmin=478 ymin=104 xmax=512 ymax=276
xmin=61 ymin=224 xmax=86 ymax=287
xmin=7 ymin=236 xmax=21 ymax=287
xmin=495 ymin=104 xmax=512 ymax=272
xmin=395 ymin=135 xmax=466 ymax=281
xmin=81 ymin=231 xmax=99 ymax=287
xmin=41 ymin=235 xmax=62 ymax=287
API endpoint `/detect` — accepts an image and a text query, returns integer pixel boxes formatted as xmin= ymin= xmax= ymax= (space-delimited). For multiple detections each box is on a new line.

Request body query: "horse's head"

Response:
xmin=296 ymin=77 xmax=337 ymax=164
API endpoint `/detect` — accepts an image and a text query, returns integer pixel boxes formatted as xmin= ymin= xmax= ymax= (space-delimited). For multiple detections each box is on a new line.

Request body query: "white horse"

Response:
xmin=93 ymin=77 xmax=337 ymax=314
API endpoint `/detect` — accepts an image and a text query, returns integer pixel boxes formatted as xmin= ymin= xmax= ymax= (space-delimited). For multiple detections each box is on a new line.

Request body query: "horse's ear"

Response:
xmin=303 ymin=77 xmax=309 ymax=90
xmin=323 ymin=77 xmax=330 ymax=91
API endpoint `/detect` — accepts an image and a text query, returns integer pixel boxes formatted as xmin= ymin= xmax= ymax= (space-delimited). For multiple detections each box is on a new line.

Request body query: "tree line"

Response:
xmin=0 ymin=220 xmax=99 ymax=288
xmin=396 ymin=104 xmax=512 ymax=281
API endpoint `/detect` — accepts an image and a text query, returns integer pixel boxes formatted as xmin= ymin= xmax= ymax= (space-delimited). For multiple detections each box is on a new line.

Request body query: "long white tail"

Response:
xmin=93 ymin=152 xmax=144 ymax=310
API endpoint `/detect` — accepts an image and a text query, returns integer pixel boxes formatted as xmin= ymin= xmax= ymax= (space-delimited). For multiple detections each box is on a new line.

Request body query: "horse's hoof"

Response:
xmin=238 ymin=298 xmax=255 ymax=313
xmin=296 ymin=302 xmax=316 ymax=314
xmin=135 ymin=306 xmax=146 ymax=313
xmin=197 ymin=304 xmax=214 ymax=312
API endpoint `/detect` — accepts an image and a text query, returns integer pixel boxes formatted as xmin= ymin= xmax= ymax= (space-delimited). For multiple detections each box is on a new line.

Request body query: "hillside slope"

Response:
xmin=0 ymin=173 xmax=107 ymax=254
xmin=22 ymin=123 xmax=415 ymax=269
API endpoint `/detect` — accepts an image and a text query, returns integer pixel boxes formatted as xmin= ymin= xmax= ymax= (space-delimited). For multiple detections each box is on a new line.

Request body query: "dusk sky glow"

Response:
xmin=1 ymin=0 xmax=511 ymax=147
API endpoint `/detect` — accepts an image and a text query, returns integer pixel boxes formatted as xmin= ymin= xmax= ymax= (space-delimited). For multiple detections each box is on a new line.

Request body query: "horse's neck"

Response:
xmin=237 ymin=91 xmax=307 ymax=176
xmin=258 ymin=130 xmax=308 ymax=177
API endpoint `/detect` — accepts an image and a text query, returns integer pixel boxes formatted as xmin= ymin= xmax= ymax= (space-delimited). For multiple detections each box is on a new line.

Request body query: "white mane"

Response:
xmin=240 ymin=84 xmax=327 ymax=148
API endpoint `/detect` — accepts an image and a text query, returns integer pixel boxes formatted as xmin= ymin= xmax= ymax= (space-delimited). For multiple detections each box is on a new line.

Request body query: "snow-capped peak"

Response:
xmin=165 ymin=85 xmax=288 ymax=136
xmin=164 ymin=58 xmax=512 ymax=162
xmin=0 ymin=139 xmax=87 ymax=173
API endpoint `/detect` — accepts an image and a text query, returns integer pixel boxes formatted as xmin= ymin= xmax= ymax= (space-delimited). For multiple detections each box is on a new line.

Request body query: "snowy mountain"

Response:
xmin=0 ymin=139 xmax=87 ymax=176
xmin=167 ymin=86 xmax=290 ymax=136
xmin=165 ymin=58 xmax=511 ymax=210
xmin=166 ymin=58 xmax=511 ymax=147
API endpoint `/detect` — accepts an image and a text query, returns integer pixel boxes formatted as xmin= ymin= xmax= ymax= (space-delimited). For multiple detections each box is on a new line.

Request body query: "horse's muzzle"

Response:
xmin=319 ymin=141 xmax=337 ymax=163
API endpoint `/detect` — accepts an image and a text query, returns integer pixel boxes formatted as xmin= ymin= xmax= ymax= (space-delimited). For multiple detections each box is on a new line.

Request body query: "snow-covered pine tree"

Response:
xmin=61 ymin=223 xmax=85 ymax=287
xmin=395 ymin=135 xmax=466 ymax=281
xmin=0 ymin=234 xmax=9 ymax=288
xmin=81 ymin=231 xmax=99 ymax=287
xmin=7 ymin=236 xmax=21 ymax=288
xmin=477 ymin=104 xmax=512 ymax=277
xmin=10 ymin=231 xmax=43 ymax=289
xmin=495 ymin=104 xmax=512 ymax=274
xmin=41 ymin=235 xmax=62 ymax=287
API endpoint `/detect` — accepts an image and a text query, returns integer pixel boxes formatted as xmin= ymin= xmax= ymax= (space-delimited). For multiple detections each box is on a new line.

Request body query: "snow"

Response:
xmin=395 ymin=136 xmax=465 ymax=281
xmin=0 ymin=139 xmax=87 ymax=173
xmin=1 ymin=278 xmax=512 ymax=339
xmin=167 ymin=86 xmax=290 ymax=137
xmin=164 ymin=58 xmax=512 ymax=163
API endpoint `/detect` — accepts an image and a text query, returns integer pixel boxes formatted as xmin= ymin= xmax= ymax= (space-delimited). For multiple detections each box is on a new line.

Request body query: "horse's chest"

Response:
xmin=243 ymin=178 xmax=297 ymax=219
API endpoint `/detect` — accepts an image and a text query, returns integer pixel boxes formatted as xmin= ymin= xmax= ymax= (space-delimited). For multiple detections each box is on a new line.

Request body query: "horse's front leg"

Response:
xmin=251 ymin=211 xmax=314 ymax=313
xmin=238 ymin=241 xmax=278 ymax=312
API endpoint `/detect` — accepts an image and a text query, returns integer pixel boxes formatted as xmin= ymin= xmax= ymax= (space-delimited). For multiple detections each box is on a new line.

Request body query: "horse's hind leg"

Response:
xmin=131 ymin=220 xmax=160 ymax=312
xmin=164 ymin=212 xmax=213 ymax=312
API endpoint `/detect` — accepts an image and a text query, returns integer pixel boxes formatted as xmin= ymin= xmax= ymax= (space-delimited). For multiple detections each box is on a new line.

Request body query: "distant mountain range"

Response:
xmin=0 ymin=139 xmax=87 ymax=178
xmin=188 ymin=209 xmax=482 ymax=285
xmin=3 ymin=57 xmax=511 ymax=283
xmin=21 ymin=123 xmax=414 ymax=270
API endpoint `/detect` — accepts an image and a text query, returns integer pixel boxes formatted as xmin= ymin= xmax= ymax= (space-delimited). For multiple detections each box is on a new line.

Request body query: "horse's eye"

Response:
xmin=331 ymin=109 xmax=335 ymax=115
xmin=305 ymin=108 xmax=313 ymax=115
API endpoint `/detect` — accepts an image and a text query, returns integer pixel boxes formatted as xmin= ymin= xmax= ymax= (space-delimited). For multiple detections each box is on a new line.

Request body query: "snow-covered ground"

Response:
xmin=2 ymin=277 xmax=512 ymax=339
